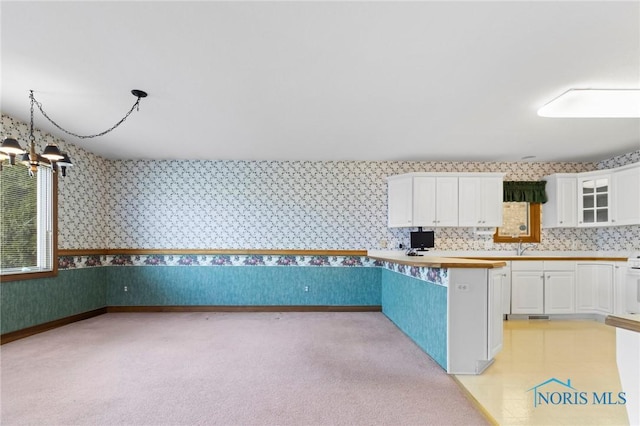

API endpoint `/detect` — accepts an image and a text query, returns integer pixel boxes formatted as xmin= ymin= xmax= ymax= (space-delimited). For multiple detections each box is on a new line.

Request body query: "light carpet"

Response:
xmin=1 ymin=312 xmax=488 ymax=425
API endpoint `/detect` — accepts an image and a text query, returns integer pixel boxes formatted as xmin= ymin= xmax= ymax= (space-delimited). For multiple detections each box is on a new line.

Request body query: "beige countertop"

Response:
xmin=605 ymin=314 xmax=640 ymax=333
xmin=367 ymin=251 xmax=507 ymax=269
xmin=370 ymin=250 xmax=631 ymax=262
xmin=463 ymin=255 xmax=628 ymax=261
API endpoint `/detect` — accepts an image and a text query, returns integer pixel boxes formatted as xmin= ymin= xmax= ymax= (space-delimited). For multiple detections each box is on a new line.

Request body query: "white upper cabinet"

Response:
xmin=611 ymin=164 xmax=640 ymax=226
xmin=387 ymin=172 xmax=503 ymax=228
xmin=413 ymin=176 xmax=459 ymax=227
xmin=542 ymin=174 xmax=577 ymax=228
xmin=543 ymin=163 xmax=640 ymax=228
xmin=578 ymin=174 xmax=611 ymax=227
xmin=387 ymin=175 xmax=413 ymax=227
xmin=458 ymin=175 xmax=504 ymax=227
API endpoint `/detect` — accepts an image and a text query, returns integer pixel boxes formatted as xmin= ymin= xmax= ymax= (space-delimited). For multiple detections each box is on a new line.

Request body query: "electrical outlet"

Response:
xmin=304 ymin=286 xmax=309 ymax=292
xmin=456 ymin=284 xmax=470 ymax=292
xmin=124 ymin=286 xmax=128 ymax=292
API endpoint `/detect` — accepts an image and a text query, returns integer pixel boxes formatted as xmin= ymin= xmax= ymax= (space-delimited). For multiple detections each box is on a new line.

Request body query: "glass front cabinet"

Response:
xmin=578 ymin=174 xmax=610 ymax=226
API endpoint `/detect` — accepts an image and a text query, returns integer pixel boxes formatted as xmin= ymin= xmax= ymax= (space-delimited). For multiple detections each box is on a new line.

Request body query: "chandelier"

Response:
xmin=0 ymin=89 xmax=147 ymax=176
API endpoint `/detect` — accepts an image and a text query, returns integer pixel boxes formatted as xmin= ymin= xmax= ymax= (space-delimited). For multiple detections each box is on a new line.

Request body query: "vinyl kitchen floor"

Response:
xmin=455 ymin=320 xmax=630 ymax=425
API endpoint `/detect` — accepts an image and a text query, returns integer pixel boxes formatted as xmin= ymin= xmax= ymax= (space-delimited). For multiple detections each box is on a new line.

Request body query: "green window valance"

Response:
xmin=503 ymin=181 xmax=547 ymax=204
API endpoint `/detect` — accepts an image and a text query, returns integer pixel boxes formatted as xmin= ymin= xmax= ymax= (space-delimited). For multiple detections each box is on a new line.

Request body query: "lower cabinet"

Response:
xmin=614 ymin=261 xmax=629 ymax=315
xmin=511 ymin=261 xmax=576 ymax=315
xmin=576 ymin=263 xmax=614 ymax=314
xmin=511 ymin=271 xmax=544 ymax=314
xmin=544 ymin=271 xmax=576 ymax=314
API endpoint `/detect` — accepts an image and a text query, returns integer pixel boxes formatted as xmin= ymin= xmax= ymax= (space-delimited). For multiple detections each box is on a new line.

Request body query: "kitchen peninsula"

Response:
xmin=606 ymin=314 xmax=640 ymax=426
xmin=368 ymin=251 xmax=507 ymax=375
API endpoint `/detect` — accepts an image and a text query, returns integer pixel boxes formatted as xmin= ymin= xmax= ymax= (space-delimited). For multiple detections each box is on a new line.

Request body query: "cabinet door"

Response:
xmin=511 ymin=271 xmax=544 ymax=314
xmin=576 ymin=264 xmax=597 ymax=311
xmin=413 ymin=176 xmax=437 ymax=226
xmin=543 ymin=175 xmax=578 ymax=228
xmin=479 ymin=177 xmax=504 ymax=227
xmin=576 ymin=263 xmax=613 ymax=314
xmin=544 ymin=271 xmax=575 ymax=314
xmin=488 ymin=269 xmax=504 ymax=358
xmin=614 ymin=262 xmax=629 ymax=315
xmin=595 ymin=264 xmax=614 ymax=314
xmin=388 ymin=176 xmax=413 ymax=227
xmin=612 ymin=165 xmax=640 ymax=226
xmin=556 ymin=178 xmax=578 ymax=227
xmin=458 ymin=177 xmax=503 ymax=227
xmin=458 ymin=177 xmax=480 ymax=226
xmin=578 ymin=175 xmax=610 ymax=227
xmin=435 ymin=177 xmax=459 ymax=226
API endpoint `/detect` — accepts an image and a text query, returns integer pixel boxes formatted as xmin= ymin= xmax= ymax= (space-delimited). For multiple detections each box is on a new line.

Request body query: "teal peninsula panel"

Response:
xmin=380 ymin=268 xmax=447 ymax=369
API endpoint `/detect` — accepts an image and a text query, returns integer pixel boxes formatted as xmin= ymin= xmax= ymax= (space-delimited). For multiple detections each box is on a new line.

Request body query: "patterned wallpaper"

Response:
xmin=106 ymin=159 xmax=600 ymax=250
xmin=2 ymin=113 xmax=638 ymax=252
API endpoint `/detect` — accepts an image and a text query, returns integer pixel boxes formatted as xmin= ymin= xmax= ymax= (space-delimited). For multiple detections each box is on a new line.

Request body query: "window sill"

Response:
xmin=1 ymin=269 xmax=58 ymax=282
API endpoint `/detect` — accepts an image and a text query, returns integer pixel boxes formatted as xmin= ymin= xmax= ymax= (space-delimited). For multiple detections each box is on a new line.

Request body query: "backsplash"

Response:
xmin=2 ymin=113 xmax=638 ymax=252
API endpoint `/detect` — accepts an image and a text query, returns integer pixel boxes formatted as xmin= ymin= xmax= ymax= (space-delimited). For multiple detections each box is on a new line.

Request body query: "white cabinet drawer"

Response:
xmin=543 ymin=261 xmax=576 ymax=271
xmin=512 ymin=261 xmax=544 ymax=271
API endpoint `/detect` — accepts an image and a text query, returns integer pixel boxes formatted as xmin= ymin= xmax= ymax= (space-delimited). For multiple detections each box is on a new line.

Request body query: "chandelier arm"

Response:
xmin=30 ymin=92 xmax=143 ymax=140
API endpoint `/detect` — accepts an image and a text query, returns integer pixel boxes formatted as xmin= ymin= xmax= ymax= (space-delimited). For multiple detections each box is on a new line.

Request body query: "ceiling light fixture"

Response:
xmin=0 ymin=89 xmax=147 ymax=176
xmin=537 ymin=89 xmax=640 ymax=118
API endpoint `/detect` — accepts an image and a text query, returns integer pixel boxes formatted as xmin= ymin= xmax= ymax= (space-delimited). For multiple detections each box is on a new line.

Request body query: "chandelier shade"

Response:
xmin=41 ymin=144 xmax=64 ymax=161
xmin=56 ymin=153 xmax=73 ymax=177
xmin=0 ymin=138 xmax=25 ymax=155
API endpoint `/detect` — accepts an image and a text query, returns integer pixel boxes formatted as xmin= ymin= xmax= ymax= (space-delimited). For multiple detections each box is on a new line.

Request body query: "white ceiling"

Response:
xmin=1 ymin=1 xmax=639 ymax=163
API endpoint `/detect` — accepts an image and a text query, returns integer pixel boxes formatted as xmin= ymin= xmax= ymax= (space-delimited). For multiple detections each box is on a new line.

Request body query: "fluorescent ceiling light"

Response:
xmin=537 ymin=89 xmax=640 ymax=118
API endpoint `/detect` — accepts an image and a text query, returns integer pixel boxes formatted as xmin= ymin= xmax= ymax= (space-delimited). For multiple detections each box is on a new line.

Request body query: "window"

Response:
xmin=1 ymin=165 xmax=57 ymax=280
xmin=493 ymin=202 xmax=541 ymax=243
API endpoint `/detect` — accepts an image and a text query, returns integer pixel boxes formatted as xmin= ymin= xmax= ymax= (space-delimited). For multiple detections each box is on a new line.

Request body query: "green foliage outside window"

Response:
xmin=1 ymin=165 xmax=37 ymax=269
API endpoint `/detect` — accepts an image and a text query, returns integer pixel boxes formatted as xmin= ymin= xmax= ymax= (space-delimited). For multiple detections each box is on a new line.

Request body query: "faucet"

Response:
xmin=516 ymin=240 xmax=535 ymax=256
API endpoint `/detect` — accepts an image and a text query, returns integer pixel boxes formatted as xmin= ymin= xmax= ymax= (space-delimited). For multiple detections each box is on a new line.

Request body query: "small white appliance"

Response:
xmin=625 ymin=254 xmax=640 ymax=314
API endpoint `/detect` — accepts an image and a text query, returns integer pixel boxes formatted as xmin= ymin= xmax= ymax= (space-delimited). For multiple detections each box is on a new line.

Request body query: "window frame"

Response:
xmin=1 ymin=167 xmax=58 ymax=282
xmin=493 ymin=202 xmax=541 ymax=244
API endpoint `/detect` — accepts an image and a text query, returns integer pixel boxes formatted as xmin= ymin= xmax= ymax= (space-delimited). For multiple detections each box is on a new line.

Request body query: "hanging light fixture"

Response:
xmin=0 ymin=89 xmax=147 ymax=177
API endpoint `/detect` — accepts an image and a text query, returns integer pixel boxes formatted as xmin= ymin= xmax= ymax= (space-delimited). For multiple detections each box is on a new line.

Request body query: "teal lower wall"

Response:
xmin=2 ymin=265 xmax=381 ymax=335
xmin=0 ymin=268 xmax=106 ymax=334
xmin=106 ymin=266 xmax=381 ymax=306
xmin=381 ymin=268 xmax=447 ymax=369
xmin=4 ymin=266 xmax=449 ymax=374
